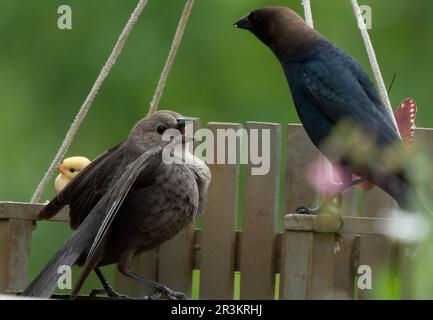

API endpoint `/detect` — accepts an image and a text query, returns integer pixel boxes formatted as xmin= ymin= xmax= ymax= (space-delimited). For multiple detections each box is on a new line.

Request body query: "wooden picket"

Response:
xmin=0 ymin=122 xmax=429 ymax=300
xmin=240 ymin=122 xmax=280 ymax=300
xmin=199 ymin=122 xmax=241 ymax=300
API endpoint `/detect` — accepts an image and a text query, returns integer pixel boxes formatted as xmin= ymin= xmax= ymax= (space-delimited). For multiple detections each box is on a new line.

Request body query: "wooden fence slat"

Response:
xmin=0 ymin=219 xmax=33 ymax=293
xmin=284 ymin=214 xmax=403 ymax=235
xmin=0 ymin=202 xmax=69 ymax=222
xmin=333 ymin=234 xmax=357 ymax=299
xmin=341 ymin=190 xmax=358 ymax=216
xmin=279 ymin=230 xmax=335 ymax=300
xmin=285 ymin=124 xmax=319 ymax=213
xmin=158 ymin=225 xmax=195 ymax=297
xmin=240 ymin=122 xmax=280 ymax=300
xmin=334 ymin=183 xmax=358 ymax=298
xmin=199 ymin=122 xmax=241 ymax=300
xmin=363 ymin=187 xmax=398 ymax=218
xmin=357 ymin=234 xmax=394 ymax=300
xmin=285 ymin=124 xmax=358 ymax=299
xmin=357 ymin=127 xmax=413 ymax=299
xmin=157 ymin=117 xmax=201 ymax=297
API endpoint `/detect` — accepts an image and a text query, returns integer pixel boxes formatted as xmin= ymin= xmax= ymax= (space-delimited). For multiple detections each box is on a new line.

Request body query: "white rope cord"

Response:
xmin=302 ymin=0 xmax=314 ymax=28
xmin=31 ymin=0 xmax=149 ymax=203
xmin=148 ymin=0 xmax=195 ymax=115
xmin=351 ymin=0 xmax=399 ymax=133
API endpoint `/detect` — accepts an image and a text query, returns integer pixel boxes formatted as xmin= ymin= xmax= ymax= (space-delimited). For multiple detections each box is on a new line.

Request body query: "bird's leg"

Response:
xmin=89 ymin=268 xmax=129 ymax=298
xmin=119 ymin=269 xmax=188 ymax=300
xmin=296 ymin=178 xmax=364 ymax=215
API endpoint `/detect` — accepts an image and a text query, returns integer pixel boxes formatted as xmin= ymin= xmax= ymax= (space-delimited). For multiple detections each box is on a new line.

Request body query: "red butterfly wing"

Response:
xmin=395 ymin=98 xmax=417 ymax=149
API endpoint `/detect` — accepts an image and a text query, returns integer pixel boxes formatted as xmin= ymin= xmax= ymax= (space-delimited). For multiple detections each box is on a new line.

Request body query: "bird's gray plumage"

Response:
xmin=23 ymin=110 xmax=210 ymax=297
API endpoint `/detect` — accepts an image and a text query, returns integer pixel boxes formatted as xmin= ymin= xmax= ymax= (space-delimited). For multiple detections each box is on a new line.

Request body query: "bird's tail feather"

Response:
xmin=21 ymin=238 xmax=83 ymax=298
xmin=22 ymin=199 xmax=107 ymax=297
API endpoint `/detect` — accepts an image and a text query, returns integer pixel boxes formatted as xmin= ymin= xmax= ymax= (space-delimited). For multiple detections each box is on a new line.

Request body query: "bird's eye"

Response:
xmin=70 ymin=168 xmax=75 ymax=173
xmin=157 ymin=126 xmax=166 ymax=134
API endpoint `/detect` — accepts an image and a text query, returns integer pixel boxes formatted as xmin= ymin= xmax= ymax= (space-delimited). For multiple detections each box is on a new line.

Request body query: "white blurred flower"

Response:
xmin=382 ymin=210 xmax=430 ymax=242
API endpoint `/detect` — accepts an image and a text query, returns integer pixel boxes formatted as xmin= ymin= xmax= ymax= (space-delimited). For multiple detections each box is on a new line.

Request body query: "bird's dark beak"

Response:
xmin=234 ymin=15 xmax=252 ymax=30
xmin=176 ymin=117 xmax=193 ymax=135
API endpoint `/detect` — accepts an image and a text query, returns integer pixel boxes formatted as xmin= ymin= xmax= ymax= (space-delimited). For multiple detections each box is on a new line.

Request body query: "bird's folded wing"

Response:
xmin=301 ymin=57 xmax=401 ymax=147
xmin=71 ymin=146 xmax=163 ymax=297
xmin=39 ymin=142 xmax=126 ymax=225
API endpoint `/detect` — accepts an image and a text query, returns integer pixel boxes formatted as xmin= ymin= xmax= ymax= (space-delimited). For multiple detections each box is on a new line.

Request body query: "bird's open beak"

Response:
xmin=58 ymin=164 xmax=66 ymax=174
xmin=234 ymin=15 xmax=252 ymax=30
xmin=174 ymin=117 xmax=194 ymax=144
xmin=176 ymin=117 xmax=193 ymax=135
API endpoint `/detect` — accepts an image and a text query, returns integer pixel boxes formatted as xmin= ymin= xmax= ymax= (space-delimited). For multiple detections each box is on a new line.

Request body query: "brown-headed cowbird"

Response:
xmin=22 ymin=110 xmax=211 ymax=299
xmin=235 ymin=7 xmax=410 ymax=211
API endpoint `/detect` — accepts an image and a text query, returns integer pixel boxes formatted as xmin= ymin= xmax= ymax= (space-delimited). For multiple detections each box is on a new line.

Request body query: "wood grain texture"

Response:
xmin=240 ymin=122 xmax=280 ymax=300
xmin=285 ymin=214 xmax=402 ymax=235
xmin=0 ymin=219 xmax=33 ymax=293
xmin=279 ymin=231 xmax=335 ymax=299
xmin=0 ymin=202 xmax=69 ymax=222
xmin=334 ymin=191 xmax=358 ymax=298
xmin=158 ymin=225 xmax=195 ymax=297
xmin=363 ymin=187 xmax=398 ymax=218
xmin=199 ymin=122 xmax=241 ymax=300
xmin=333 ymin=234 xmax=357 ymax=299
xmin=357 ymin=234 xmax=394 ymax=300
xmin=285 ymin=124 xmax=319 ymax=214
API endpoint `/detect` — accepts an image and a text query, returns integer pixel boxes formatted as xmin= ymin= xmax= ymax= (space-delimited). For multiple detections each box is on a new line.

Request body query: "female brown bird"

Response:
xmin=23 ymin=110 xmax=211 ymax=299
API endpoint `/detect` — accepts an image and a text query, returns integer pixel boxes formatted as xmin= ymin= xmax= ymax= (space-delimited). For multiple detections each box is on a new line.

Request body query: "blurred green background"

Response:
xmin=1 ymin=0 xmax=433 ymax=298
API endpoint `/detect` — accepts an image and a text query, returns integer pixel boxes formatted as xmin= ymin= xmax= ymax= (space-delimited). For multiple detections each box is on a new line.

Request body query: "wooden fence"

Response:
xmin=0 ymin=122 xmax=431 ymax=299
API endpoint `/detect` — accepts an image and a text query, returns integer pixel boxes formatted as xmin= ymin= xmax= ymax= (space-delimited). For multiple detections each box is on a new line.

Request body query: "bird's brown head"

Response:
xmin=234 ymin=7 xmax=322 ymax=60
xmin=128 ymin=110 xmax=193 ymax=151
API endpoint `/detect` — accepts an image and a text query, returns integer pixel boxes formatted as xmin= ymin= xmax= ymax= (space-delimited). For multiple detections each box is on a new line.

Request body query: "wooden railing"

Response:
xmin=1 ymin=123 xmax=431 ymax=299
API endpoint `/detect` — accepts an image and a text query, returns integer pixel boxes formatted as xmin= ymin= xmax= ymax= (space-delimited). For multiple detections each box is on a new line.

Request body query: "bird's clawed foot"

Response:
xmin=296 ymin=204 xmax=320 ymax=215
xmin=145 ymin=285 xmax=188 ymax=300
xmin=89 ymin=287 xmax=129 ymax=299
xmin=120 ymin=269 xmax=189 ymax=300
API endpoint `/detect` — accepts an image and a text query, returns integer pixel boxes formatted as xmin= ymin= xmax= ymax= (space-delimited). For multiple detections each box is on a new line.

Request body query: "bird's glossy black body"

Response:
xmin=235 ymin=7 xmax=410 ymax=208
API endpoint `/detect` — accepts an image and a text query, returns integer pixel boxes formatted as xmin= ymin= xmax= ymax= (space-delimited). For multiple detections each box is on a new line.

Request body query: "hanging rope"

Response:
xmin=302 ymin=0 xmax=398 ymax=133
xmin=147 ymin=0 xmax=195 ymax=115
xmin=351 ymin=0 xmax=399 ymax=133
xmin=30 ymin=0 xmax=149 ymax=203
xmin=302 ymin=0 xmax=314 ymax=28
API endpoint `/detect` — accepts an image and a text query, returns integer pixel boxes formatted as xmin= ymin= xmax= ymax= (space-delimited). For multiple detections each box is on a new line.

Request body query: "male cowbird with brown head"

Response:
xmin=22 ymin=110 xmax=211 ymax=299
xmin=235 ymin=7 xmax=410 ymax=211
